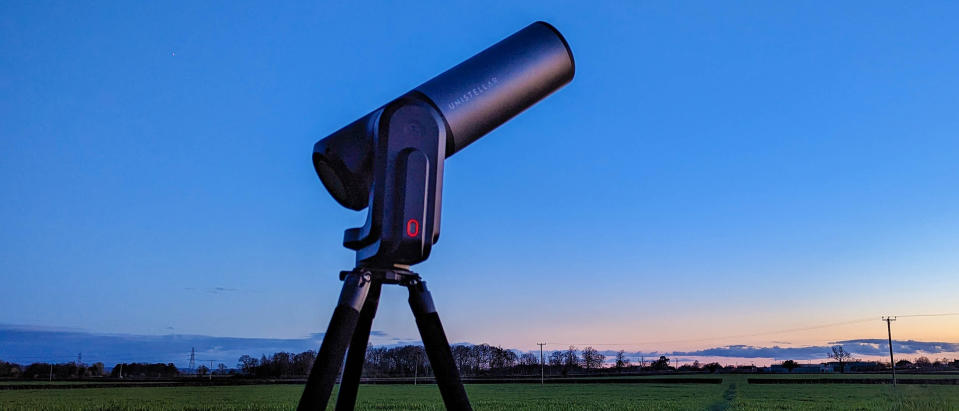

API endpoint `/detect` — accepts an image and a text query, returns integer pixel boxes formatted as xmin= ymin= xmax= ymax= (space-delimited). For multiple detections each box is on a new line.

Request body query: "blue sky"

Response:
xmin=2 ymin=1 xmax=958 ymax=364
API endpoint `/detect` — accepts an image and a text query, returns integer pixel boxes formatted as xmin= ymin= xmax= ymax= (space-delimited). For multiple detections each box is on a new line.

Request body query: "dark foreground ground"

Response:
xmin=1 ymin=375 xmax=958 ymax=410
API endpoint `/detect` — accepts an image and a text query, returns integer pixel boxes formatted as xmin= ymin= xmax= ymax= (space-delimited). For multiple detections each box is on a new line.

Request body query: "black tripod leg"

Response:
xmin=407 ymin=280 xmax=473 ymax=411
xmin=334 ymin=281 xmax=382 ymax=411
xmin=297 ymin=271 xmax=372 ymax=411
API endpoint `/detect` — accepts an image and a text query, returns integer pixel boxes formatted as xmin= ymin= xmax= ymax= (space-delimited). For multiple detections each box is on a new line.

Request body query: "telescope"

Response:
xmin=300 ymin=21 xmax=574 ymax=410
xmin=312 ymin=21 xmax=574 ymax=267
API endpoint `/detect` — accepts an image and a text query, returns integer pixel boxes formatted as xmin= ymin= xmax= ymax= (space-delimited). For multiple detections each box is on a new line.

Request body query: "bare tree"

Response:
xmin=582 ymin=347 xmax=605 ymax=371
xmin=562 ymin=346 xmax=580 ymax=375
xmin=614 ymin=350 xmax=631 ymax=370
xmin=548 ymin=351 xmax=563 ymax=367
xmin=828 ymin=345 xmax=853 ymax=373
xmin=519 ymin=353 xmax=538 ymax=367
xmin=451 ymin=345 xmax=473 ymax=375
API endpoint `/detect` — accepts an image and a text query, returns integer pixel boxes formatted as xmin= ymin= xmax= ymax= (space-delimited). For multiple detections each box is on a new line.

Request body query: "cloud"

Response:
xmin=0 ymin=324 xmax=395 ymax=368
xmin=669 ymin=340 xmax=959 ymax=360
xmin=3 ymin=324 xmax=956 ymax=368
xmin=832 ymin=339 xmax=959 ymax=356
xmin=669 ymin=345 xmax=831 ymax=360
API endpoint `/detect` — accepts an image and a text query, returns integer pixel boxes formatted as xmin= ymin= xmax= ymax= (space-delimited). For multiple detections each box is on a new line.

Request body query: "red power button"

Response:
xmin=406 ymin=219 xmax=420 ymax=237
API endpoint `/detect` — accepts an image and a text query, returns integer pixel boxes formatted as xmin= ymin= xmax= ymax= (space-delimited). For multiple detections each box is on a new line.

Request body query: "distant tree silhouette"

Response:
xmin=491 ymin=348 xmax=517 ymax=369
xmin=827 ymin=346 xmax=853 ymax=373
xmin=548 ymin=351 xmax=563 ymax=368
xmin=108 ymin=363 xmax=178 ymax=378
xmin=292 ymin=350 xmax=316 ymax=375
xmin=0 ymin=360 xmax=22 ymax=378
xmin=562 ymin=346 xmax=580 ymax=375
xmin=781 ymin=360 xmax=799 ymax=373
xmin=614 ymin=350 xmax=630 ymax=370
xmin=582 ymin=347 xmax=604 ymax=371
xmin=651 ymin=356 xmax=670 ymax=370
xmin=519 ymin=353 xmax=538 ymax=367
xmin=88 ymin=362 xmax=104 ymax=377
xmin=237 ymin=355 xmax=258 ymax=375
xmin=451 ymin=345 xmax=473 ymax=375
xmin=270 ymin=352 xmax=292 ymax=376
xmin=703 ymin=362 xmax=722 ymax=373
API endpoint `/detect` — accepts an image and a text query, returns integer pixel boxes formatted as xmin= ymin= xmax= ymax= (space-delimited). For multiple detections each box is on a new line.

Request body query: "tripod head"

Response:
xmin=312 ymin=22 xmax=574 ymax=268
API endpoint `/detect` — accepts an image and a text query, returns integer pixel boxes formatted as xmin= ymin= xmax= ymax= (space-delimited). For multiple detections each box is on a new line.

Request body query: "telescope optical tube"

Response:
xmin=416 ymin=21 xmax=575 ymax=156
xmin=313 ymin=21 xmax=574 ymax=211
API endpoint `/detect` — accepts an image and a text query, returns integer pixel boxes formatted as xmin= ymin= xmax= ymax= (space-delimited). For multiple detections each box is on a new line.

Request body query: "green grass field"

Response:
xmin=1 ymin=376 xmax=958 ymax=410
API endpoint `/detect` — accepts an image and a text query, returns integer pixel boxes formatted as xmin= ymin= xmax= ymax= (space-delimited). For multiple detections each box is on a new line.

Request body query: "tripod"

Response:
xmin=297 ymin=267 xmax=472 ymax=411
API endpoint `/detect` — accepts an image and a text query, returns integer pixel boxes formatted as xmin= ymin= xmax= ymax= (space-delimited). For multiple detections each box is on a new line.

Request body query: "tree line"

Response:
xmin=0 ymin=360 xmax=179 ymax=379
xmin=5 ymin=344 xmax=957 ymax=380
xmin=234 ymin=344 xmax=721 ymax=378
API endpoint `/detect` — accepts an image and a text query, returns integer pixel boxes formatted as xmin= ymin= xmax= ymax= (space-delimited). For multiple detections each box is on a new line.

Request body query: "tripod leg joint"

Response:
xmin=406 ymin=279 xmax=437 ymax=315
xmin=338 ymin=270 xmax=373 ymax=312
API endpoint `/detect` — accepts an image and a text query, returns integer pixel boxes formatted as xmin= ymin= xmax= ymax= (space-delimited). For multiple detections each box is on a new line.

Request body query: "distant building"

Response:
xmin=824 ymin=361 xmax=883 ymax=372
xmin=767 ymin=363 xmax=831 ymax=373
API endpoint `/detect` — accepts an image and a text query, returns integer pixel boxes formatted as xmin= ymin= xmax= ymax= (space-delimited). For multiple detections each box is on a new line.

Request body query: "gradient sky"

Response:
xmin=2 ymin=1 xmax=958 ymax=363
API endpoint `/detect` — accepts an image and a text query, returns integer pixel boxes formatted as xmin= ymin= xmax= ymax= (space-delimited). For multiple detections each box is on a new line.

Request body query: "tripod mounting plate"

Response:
xmin=338 ymin=267 xmax=422 ymax=286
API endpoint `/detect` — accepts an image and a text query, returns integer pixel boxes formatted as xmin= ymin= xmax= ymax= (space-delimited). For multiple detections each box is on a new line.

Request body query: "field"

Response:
xmin=2 ymin=376 xmax=958 ymax=410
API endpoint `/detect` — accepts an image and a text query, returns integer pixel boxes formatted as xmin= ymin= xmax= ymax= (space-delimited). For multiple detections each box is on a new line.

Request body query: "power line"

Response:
xmin=894 ymin=312 xmax=959 ymax=318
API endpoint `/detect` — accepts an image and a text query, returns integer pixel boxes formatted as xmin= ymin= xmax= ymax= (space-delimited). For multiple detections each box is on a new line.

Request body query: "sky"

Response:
xmin=2 ymin=1 xmax=958 ymax=367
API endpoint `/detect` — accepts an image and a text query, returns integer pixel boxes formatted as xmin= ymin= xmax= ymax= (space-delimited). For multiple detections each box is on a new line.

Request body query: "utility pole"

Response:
xmin=209 ymin=360 xmax=214 ymax=381
xmin=49 ymin=363 xmax=53 ymax=382
xmin=883 ymin=316 xmax=897 ymax=386
xmin=537 ymin=343 xmax=546 ymax=385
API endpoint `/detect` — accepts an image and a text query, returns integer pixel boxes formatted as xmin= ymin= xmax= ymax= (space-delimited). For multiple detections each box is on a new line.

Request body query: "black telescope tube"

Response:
xmin=312 ymin=21 xmax=573 ymax=210
xmin=415 ymin=21 xmax=574 ymax=156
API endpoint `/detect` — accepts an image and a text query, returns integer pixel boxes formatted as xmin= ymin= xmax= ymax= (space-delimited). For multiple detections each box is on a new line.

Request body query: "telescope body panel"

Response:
xmin=345 ymin=97 xmax=446 ymax=266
